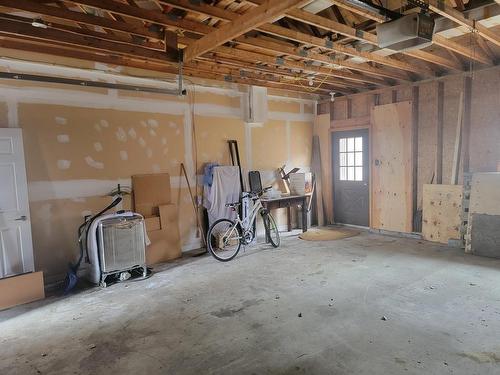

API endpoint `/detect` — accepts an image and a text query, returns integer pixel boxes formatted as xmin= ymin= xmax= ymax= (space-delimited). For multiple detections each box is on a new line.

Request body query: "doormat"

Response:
xmin=299 ymin=227 xmax=360 ymax=241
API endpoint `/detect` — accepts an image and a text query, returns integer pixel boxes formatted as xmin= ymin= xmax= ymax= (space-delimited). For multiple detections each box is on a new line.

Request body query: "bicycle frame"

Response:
xmin=221 ymin=197 xmax=263 ymax=244
xmin=238 ymin=197 xmax=263 ymax=232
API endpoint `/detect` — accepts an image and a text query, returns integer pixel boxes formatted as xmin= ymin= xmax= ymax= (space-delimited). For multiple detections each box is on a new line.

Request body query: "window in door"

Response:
xmin=339 ymin=137 xmax=363 ymax=181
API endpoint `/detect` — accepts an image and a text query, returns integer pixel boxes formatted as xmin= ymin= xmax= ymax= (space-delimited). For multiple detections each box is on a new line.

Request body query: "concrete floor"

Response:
xmin=1 ymin=230 xmax=500 ymax=375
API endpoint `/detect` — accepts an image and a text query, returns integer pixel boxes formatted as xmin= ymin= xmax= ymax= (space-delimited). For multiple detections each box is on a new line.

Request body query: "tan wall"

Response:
xmin=0 ymin=64 xmax=315 ymax=284
xmin=325 ymin=67 xmax=500 ymax=230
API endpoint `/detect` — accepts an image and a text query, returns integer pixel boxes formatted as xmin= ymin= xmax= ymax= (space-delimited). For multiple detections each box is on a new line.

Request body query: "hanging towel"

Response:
xmin=204 ymin=166 xmax=241 ymax=228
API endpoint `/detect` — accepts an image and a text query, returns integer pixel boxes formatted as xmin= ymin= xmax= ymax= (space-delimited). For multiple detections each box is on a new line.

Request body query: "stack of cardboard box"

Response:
xmin=132 ymin=173 xmax=181 ymax=265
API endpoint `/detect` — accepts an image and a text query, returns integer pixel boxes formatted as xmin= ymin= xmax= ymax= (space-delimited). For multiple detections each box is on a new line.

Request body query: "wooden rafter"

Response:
xmin=0 ymin=0 xmax=496 ymax=97
xmin=159 ymin=0 xmax=427 ymax=77
xmin=428 ymin=0 xmax=500 ymax=47
xmin=323 ymin=0 xmax=496 ymax=66
xmin=0 ymin=37 xmax=333 ymax=95
xmin=0 ymin=17 xmax=176 ymax=63
xmin=182 ymin=0 xmax=313 ymax=62
xmin=0 ymin=0 xmax=162 ymax=40
xmin=160 ymin=0 xmax=454 ymax=76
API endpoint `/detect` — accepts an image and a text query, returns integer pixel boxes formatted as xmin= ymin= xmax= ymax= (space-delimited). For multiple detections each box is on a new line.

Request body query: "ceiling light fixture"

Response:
xmin=31 ymin=19 xmax=48 ymax=29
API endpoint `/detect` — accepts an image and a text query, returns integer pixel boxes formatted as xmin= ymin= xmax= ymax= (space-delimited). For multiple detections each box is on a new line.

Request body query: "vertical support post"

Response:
xmin=392 ymin=89 xmax=397 ymax=103
xmin=462 ymin=75 xmax=472 ymax=174
xmin=412 ymin=86 xmax=419 ymax=232
xmin=436 ymin=81 xmax=444 ymax=184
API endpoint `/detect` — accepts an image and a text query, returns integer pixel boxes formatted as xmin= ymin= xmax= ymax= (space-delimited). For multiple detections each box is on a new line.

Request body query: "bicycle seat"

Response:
xmin=225 ymin=202 xmax=241 ymax=208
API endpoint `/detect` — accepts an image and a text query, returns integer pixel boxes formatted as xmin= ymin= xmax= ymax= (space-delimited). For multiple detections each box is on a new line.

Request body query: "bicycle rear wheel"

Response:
xmin=263 ymin=212 xmax=280 ymax=248
xmin=207 ymin=218 xmax=242 ymax=261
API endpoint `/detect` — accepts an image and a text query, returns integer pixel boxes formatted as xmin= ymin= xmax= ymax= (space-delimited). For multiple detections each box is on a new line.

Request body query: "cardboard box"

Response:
xmin=145 ymin=204 xmax=181 ymax=265
xmin=144 ymin=216 xmax=161 ymax=231
xmin=0 ymin=271 xmax=45 ymax=310
xmin=132 ymin=173 xmax=171 ymax=217
xmin=289 ymin=172 xmax=313 ymax=196
xmin=132 ymin=173 xmax=181 ymax=265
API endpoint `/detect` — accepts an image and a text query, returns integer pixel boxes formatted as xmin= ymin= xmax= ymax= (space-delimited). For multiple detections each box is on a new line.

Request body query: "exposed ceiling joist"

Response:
xmin=428 ymin=0 xmax=500 ymax=47
xmin=182 ymin=0 xmax=314 ymax=62
xmin=0 ymin=0 xmax=162 ymax=39
xmin=0 ymin=17 xmax=177 ymax=63
xmin=0 ymin=0 xmax=496 ymax=97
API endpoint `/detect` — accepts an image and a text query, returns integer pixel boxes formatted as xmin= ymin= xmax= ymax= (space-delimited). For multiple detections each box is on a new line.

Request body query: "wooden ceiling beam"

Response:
xmin=196 ymin=55 xmax=365 ymax=92
xmin=324 ymin=0 xmax=494 ymax=66
xmin=0 ymin=12 xmax=165 ymax=50
xmin=0 ymin=17 xmax=177 ymax=63
xmin=235 ymin=35 xmax=409 ymax=82
xmin=0 ymin=37 xmax=325 ymax=96
xmin=280 ymin=8 xmax=377 ymax=44
xmin=404 ymin=49 xmax=464 ymax=72
xmin=159 ymin=0 xmax=419 ymax=78
xmin=64 ymin=0 xmax=213 ymax=35
xmin=433 ymin=34 xmax=493 ymax=65
xmin=211 ymin=44 xmax=387 ymax=86
xmin=327 ymin=0 xmax=387 ymax=23
xmin=428 ymin=0 xmax=500 ymax=47
xmin=0 ymin=0 xmax=162 ymax=40
xmin=182 ymin=0 xmax=313 ymax=62
xmin=189 ymin=59 xmax=349 ymax=94
xmin=259 ymin=24 xmax=425 ymax=77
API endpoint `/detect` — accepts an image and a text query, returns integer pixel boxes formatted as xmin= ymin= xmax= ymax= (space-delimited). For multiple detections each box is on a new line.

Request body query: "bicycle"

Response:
xmin=207 ymin=189 xmax=280 ymax=261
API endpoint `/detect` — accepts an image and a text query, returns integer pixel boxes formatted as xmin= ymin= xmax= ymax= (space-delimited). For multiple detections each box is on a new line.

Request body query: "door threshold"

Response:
xmin=334 ymin=223 xmax=370 ymax=230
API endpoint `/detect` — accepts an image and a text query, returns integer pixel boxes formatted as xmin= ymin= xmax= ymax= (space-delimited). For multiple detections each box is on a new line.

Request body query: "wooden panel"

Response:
xmin=371 ymin=101 xmax=413 ymax=232
xmin=331 ymin=115 xmax=370 ymax=130
xmin=313 ymin=114 xmax=333 ymax=224
xmin=466 ymin=172 xmax=500 ymax=253
xmin=0 ymin=271 xmax=44 ymax=310
xmin=468 ymin=172 xmax=500 ymax=216
xmin=422 ymin=184 xmax=463 ymax=243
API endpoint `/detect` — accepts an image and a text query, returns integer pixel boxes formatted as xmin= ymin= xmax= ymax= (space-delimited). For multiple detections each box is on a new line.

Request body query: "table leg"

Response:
xmin=287 ymin=206 xmax=292 ymax=232
xmin=302 ymin=198 xmax=307 ymax=232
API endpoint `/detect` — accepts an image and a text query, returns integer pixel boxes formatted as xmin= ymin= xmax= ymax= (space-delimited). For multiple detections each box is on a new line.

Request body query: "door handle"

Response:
xmin=15 ymin=215 xmax=27 ymax=221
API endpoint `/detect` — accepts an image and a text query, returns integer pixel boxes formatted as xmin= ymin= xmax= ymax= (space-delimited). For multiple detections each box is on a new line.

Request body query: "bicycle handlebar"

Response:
xmin=242 ymin=186 xmax=272 ymax=199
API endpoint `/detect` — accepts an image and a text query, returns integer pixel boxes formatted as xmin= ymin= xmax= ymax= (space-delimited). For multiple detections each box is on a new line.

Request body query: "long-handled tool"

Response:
xmin=180 ymin=163 xmax=206 ymax=247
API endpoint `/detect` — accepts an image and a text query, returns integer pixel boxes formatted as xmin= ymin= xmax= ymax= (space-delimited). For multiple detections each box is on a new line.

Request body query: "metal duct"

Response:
xmin=376 ymin=13 xmax=435 ymax=52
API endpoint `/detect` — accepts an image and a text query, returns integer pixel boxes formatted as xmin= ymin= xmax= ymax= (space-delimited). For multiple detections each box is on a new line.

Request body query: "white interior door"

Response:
xmin=0 ymin=128 xmax=34 ymax=278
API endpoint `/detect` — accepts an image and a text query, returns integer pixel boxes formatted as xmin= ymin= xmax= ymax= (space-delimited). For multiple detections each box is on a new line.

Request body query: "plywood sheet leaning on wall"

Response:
xmin=371 ymin=101 xmax=413 ymax=232
xmin=466 ymin=172 xmax=500 ymax=257
xmin=0 ymin=271 xmax=44 ymax=310
xmin=422 ymin=184 xmax=463 ymax=244
xmin=313 ymin=113 xmax=333 ymax=224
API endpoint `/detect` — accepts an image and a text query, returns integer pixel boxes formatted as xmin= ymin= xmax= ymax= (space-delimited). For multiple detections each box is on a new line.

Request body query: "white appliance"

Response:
xmin=243 ymin=86 xmax=268 ymax=124
xmin=86 ymin=211 xmax=147 ymax=287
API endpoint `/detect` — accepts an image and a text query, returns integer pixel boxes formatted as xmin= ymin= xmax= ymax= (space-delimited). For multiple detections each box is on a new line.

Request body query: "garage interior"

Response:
xmin=0 ymin=0 xmax=499 ymax=374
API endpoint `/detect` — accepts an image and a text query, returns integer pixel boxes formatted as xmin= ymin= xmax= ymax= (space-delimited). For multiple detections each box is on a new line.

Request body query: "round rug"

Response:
xmin=299 ymin=227 xmax=360 ymax=241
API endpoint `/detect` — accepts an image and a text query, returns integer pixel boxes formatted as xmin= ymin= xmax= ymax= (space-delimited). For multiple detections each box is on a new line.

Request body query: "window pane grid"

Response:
xmin=339 ymin=137 xmax=364 ymax=182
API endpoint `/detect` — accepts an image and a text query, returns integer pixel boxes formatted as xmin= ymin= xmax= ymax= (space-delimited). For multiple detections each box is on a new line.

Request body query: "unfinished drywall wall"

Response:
xmin=323 ymin=67 xmax=500 ymax=233
xmin=0 ymin=57 xmax=315 ymax=284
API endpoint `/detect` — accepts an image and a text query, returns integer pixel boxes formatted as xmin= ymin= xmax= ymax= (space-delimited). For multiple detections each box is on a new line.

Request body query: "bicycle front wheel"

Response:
xmin=263 ymin=212 xmax=280 ymax=248
xmin=207 ymin=218 xmax=242 ymax=261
